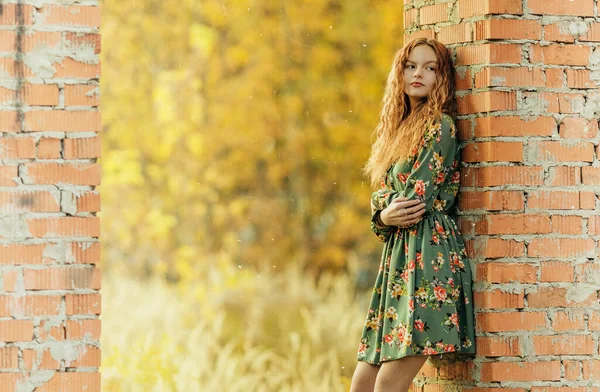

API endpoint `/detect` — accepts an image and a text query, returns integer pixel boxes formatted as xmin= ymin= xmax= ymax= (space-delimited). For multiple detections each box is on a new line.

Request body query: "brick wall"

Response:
xmin=405 ymin=0 xmax=600 ymax=390
xmin=0 ymin=1 xmax=101 ymax=391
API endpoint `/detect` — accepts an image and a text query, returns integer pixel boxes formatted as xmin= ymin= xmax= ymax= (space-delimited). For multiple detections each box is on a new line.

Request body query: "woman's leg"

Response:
xmin=349 ymin=361 xmax=380 ymax=392
xmin=373 ymin=355 xmax=429 ymax=392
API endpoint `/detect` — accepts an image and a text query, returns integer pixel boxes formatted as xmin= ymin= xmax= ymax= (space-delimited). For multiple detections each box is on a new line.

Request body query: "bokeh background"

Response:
xmin=99 ymin=1 xmax=404 ymax=390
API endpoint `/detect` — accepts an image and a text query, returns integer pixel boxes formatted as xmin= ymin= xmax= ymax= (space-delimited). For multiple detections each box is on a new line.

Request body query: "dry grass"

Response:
xmin=101 ymin=261 xmax=371 ymax=391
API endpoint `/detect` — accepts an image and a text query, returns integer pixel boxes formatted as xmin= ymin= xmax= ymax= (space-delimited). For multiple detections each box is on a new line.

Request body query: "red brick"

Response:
xmin=40 ymin=349 xmax=61 ymax=369
xmin=528 ymin=191 xmax=582 ymax=210
xmin=0 ymin=31 xmax=61 ymax=52
xmin=477 ymin=262 xmax=536 ymax=283
xmin=0 ymin=110 xmax=20 ymax=133
xmin=562 ymin=360 xmax=582 ymax=381
xmin=2 ymin=270 xmax=17 ymax=292
xmin=419 ymin=3 xmax=449 ymax=25
xmin=437 ymin=362 xmax=470 ymax=380
xmin=74 ymin=191 xmax=101 ymax=213
xmin=0 ymin=165 xmax=19 ymax=187
xmin=24 ymin=267 xmax=101 ymax=290
xmin=481 ymin=361 xmax=561 ymax=382
xmin=38 ymin=320 xmax=65 ymax=341
xmin=64 ymin=84 xmax=100 ymax=106
xmin=544 ymin=23 xmax=576 ymax=43
xmin=470 ymin=238 xmax=525 ymax=260
xmin=457 ymin=91 xmax=516 ymax=114
xmin=477 ymin=312 xmax=547 ymax=332
xmin=475 ymin=214 xmax=551 ymax=235
xmin=582 ymin=167 xmax=600 ymax=185
xmin=40 ymin=5 xmax=101 ymax=28
xmin=459 ymin=190 xmax=524 ymax=211
xmin=0 ymin=244 xmax=49 ymax=265
xmin=23 ymin=163 xmax=101 ymax=186
xmin=560 ymin=118 xmax=599 ymax=138
xmin=575 ymin=263 xmax=600 ymax=283
xmin=475 ymin=67 xmax=544 ymax=88
xmin=544 ymin=68 xmax=564 ymax=88
xmin=27 ymin=217 xmax=100 ymax=238
xmin=530 ymin=44 xmax=592 ymax=66
xmin=0 ymin=190 xmax=60 ymax=213
xmin=528 ymin=238 xmax=595 ymax=258
xmin=69 ymin=345 xmax=101 ymax=367
xmin=0 ymin=4 xmax=35 ymax=25
xmin=66 ymin=293 xmax=101 ymax=315
xmin=456 ymin=44 xmax=522 ymax=66
xmin=580 ymin=192 xmax=596 ymax=209
xmin=22 ymin=349 xmax=35 ymax=370
xmin=437 ymin=23 xmax=472 ymax=45
xmin=64 ymin=137 xmax=101 ymax=159
xmin=551 ymin=215 xmax=583 ymax=235
xmin=566 ymin=69 xmax=595 ymax=88
xmin=0 ymin=347 xmax=18 ymax=369
xmin=551 ymin=309 xmax=586 ymax=331
xmin=548 ymin=166 xmax=581 ymax=186
xmin=589 ymin=216 xmax=600 ymax=235
xmin=462 ymin=142 xmax=523 ymax=162
xmin=0 ymin=295 xmax=61 ymax=317
xmin=465 ymin=389 xmax=526 ymax=392
xmin=37 ymin=137 xmax=62 ymax=159
xmin=64 ymin=33 xmax=102 ymax=54
xmin=404 ymin=29 xmax=435 ymax=42
xmin=404 ymin=8 xmax=418 ymax=30
xmin=0 ymin=320 xmax=34 ymax=342
xmin=0 ymin=137 xmax=36 ymax=159
xmin=541 ymin=261 xmax=575 ymax=283
xmin=581 ymin=23 xmax=600 ymax=42
xmin=474 ymin=289 xmax=524 ymax=309
xmin=35 ymin=372 xmax=101 ymax=392
xmin=474 ymin=116 xmax=555 ymax=137
xmin=0 ymin=84 xmax=59 ymax=106
xmin=23 ymin=111 xmax=101 ymax=132
xmin=528 ymin=287 xmax=596 ymax=308
xmin=582 ymin=360 xmax=600 ymax=380
xmin=476 ymin=336 xmax=520 ymax=357
xmin=461 ymin=166 xmax=544 ymax=187
xmin=455 ymin=68 xmax=472 ymax=90
xmin=52 ymin=58 xmax=101 ymax=79
xmin=530 ymin=141 xmax=594 ymax=162
xmin=70 ymin=242 xmax=101 ymax=265
xmin=529 ymin=0 xmax=594 ymax=16
xmin=533 ymin=334 xmax=595 ymax=355
xmin=475 ymin=19 xmax=541 ymax=40
xmin=458 ymin=0 xmax=523 ymax=18
xmin=531 ymin=387 xmax=591 ymax=392
xmin=66 ymin=319 xmax=101 ymax=340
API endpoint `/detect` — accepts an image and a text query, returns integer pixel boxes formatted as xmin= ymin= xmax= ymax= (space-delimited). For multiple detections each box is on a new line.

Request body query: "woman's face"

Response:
xmin=403 ymin=44 xmax=438 ymax=107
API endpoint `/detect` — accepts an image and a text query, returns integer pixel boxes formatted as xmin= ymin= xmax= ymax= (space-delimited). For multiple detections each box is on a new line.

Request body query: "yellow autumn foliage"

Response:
xmin=100 ymin=0 xmax=405 ymax=390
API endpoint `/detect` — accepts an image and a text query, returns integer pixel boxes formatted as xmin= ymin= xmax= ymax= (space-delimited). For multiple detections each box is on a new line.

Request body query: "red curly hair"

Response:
xmin=363 ymin=38 xmax=457 ymax=188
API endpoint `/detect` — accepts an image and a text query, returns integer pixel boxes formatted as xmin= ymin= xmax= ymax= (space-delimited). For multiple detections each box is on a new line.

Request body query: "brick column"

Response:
xmin=0 ymin=2 xmax=101 ymax=391
xmin=405 ymin=0 xmax=600 ymax=389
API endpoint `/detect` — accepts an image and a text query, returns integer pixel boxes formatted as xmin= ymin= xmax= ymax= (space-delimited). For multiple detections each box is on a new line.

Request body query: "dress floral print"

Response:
xmin=358 ymin=114 xmax=476 ymax=365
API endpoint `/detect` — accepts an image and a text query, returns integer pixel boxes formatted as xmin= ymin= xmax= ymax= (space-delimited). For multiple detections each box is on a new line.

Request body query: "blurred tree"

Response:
xmin=100 ymin=0 xmax=404 ymax=280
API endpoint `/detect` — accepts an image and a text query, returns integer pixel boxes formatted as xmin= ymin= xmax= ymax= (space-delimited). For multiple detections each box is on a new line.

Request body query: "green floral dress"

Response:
xmin=358 ymin=114 xmax=476 ymax=365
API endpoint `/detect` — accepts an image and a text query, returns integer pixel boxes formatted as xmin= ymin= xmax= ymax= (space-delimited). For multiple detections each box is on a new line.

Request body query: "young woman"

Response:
xmin=350 ymin=38 xmax=476 ymax=392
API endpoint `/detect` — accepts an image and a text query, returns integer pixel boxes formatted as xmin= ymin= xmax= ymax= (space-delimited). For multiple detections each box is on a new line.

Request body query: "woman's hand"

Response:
xmin=380 ymin=197 xmax=426 ymax=228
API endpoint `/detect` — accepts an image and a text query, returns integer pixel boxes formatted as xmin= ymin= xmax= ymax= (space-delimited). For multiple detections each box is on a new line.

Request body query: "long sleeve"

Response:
xmin=369 ymin=115 xmax=458 ymax=242
xmin=400 ymin=114 xmax=458 ymax=212
xmin=370 ymin=191 xmax=396 ymax=242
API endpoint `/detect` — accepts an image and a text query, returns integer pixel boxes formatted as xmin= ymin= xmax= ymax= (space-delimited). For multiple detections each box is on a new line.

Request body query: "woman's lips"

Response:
xmin=411 ymin=83 xmax=424 ymax=87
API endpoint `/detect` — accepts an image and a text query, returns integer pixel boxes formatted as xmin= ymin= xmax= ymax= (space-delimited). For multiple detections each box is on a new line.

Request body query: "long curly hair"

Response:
xmin=363 ymin=38 xmax=457 ymax=189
